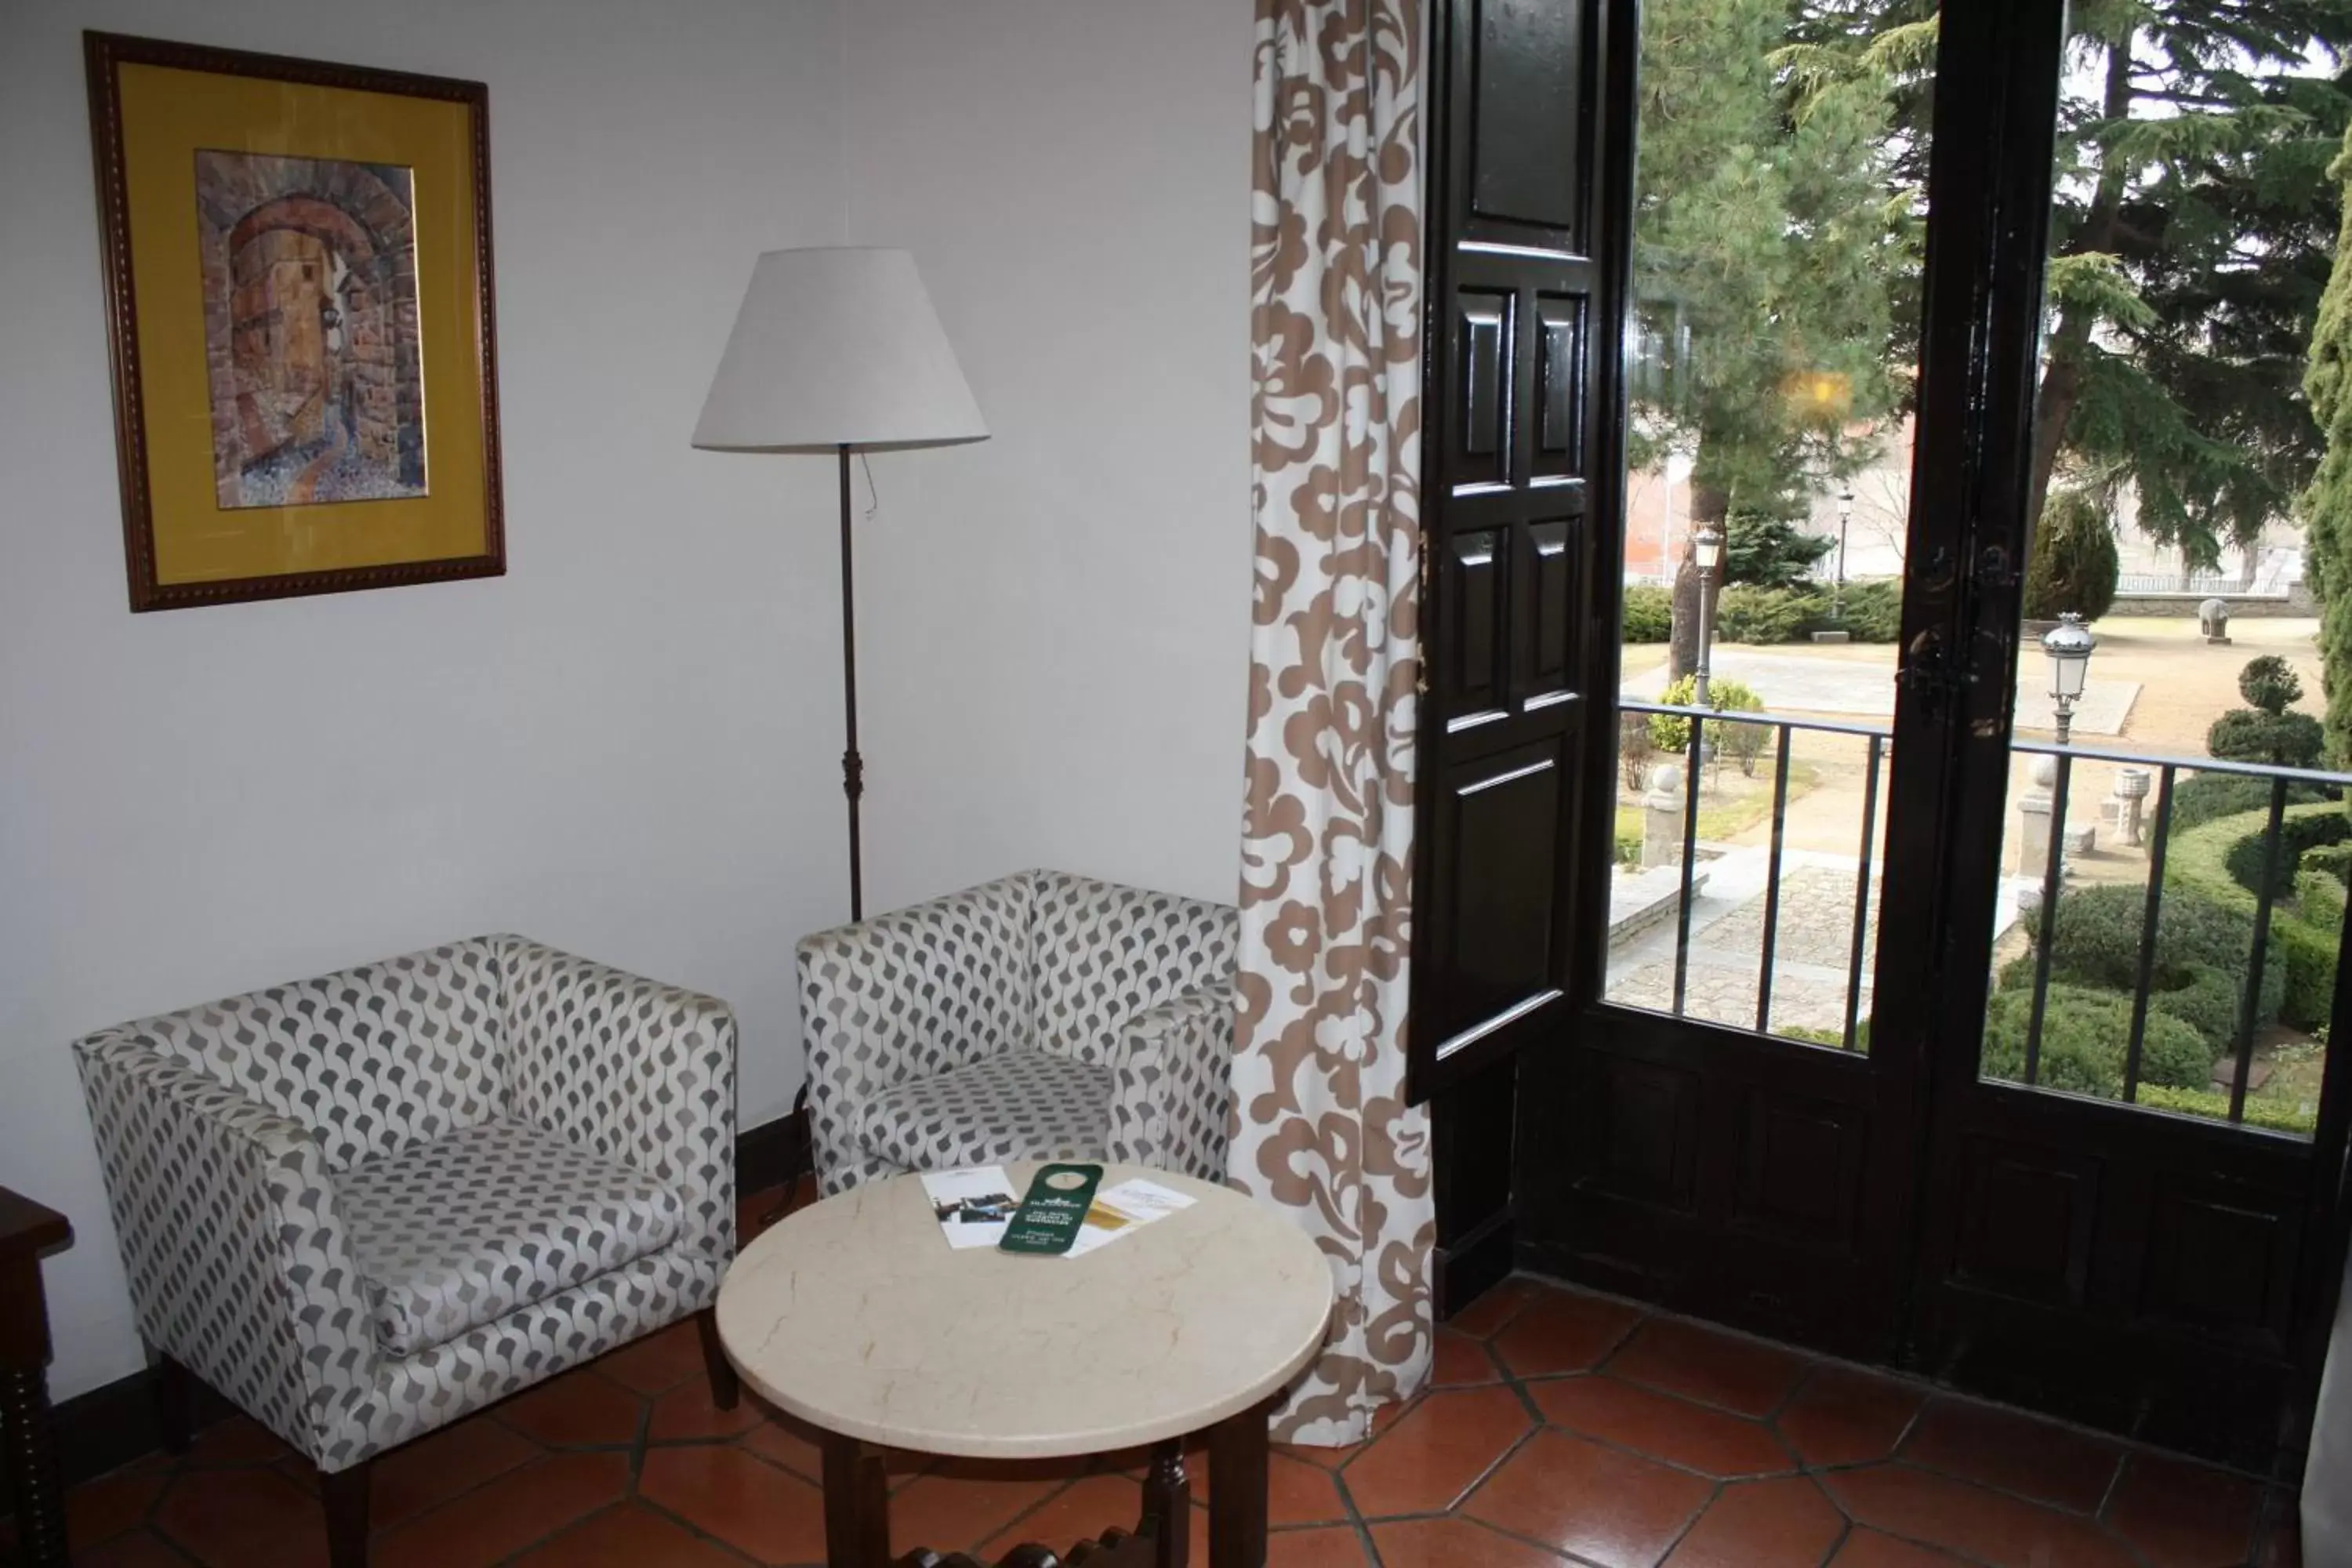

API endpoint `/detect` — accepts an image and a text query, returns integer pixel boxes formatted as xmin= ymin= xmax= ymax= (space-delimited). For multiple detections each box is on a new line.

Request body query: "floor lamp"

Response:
xmin=692 ymin=247 xmax=988 ymax=923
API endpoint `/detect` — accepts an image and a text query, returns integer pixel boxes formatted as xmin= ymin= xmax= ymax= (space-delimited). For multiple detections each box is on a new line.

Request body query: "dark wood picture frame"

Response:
xmin=85 ymin=31 xmax=504 ymax=612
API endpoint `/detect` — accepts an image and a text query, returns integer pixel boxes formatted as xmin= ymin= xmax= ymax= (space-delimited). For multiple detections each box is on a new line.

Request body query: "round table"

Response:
xmin=716 ymin=1163 xmax=1334 ymax=1568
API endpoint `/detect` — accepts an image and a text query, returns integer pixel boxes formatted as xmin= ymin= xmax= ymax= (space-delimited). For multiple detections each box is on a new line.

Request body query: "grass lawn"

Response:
xmin=1614 ymin=761 xmax=1823 ymax=856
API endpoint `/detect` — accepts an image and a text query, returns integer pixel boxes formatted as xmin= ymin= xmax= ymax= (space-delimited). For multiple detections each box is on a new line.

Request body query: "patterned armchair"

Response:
xmin=800 ymin=869 xmax=1239 ymax=1193
xmin=74 ymin=937 xmax=738 ymax=1568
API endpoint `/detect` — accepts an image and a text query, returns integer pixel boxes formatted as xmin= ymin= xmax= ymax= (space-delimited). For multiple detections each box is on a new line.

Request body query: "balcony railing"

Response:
xmin=1614 ymin=700 xmax=2350 ymax=1137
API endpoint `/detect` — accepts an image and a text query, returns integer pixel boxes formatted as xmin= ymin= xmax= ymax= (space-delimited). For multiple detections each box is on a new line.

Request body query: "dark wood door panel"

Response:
xmin=1468 ymin=0 xmax=1592 ymax=240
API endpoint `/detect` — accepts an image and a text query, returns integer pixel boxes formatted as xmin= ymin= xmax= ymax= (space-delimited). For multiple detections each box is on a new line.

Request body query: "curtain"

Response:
xmin=1230 ymin=0 xmax=1431 ymax=1446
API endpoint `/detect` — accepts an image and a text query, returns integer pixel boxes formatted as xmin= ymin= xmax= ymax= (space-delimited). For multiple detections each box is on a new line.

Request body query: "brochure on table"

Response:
xmin=920 ymin=1165 xmax=1196 ymax=1257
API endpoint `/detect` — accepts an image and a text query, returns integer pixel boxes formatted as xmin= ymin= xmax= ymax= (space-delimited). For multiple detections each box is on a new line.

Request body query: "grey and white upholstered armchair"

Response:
xmin=799 ymin=869 xmax=1240 ymax=1193
xmin=74 ymin=937 xmax=738 ymax=1568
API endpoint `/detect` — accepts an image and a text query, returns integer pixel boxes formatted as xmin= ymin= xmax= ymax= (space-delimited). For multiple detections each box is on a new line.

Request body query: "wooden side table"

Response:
xmin=0 ymin=1187 xmax=73 ymax=1568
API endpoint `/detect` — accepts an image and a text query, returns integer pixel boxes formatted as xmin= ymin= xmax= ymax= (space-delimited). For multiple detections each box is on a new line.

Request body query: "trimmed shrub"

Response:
xmin=1624 ymin=583 xmax=1672 ymax=643
xmin=1715 ymin=584 xmax=1822 ymax=644
xmin=1618 ymin=712 xmax=1657 ymax=793
xmin=2021 ymin=880 xmax=2288 ymax=1033
xmin=1995 ymin=953 xmax=2244 ymax=1054
xmin=1834 ymin=579 xmax=1904 ymax=642
xmin=2239 ymin=655 xmax=2305 ymax=715
xmin=2021 ymin=487 xmax=2119 ymax=620
xmin=2169 ymin=773 xmax=2328 ymax=834
xmin=1648 ymin=674 xmax=1765 ymax=755
xmin=1980 ymin=986 xmax=2213 ymax=1097
xmin=2136 ymin=1084 xmax=2318 ymax=1136
xmin=2307 ymin=840 xmax=2352 ymax=885
xmin=2208 ymin=709 xmax=2326 ymax=769
xmin=2166 ymin=800 xmax=2348 ymax=1032
xmin=2221 ymin=806 xmax=2351 ymax=902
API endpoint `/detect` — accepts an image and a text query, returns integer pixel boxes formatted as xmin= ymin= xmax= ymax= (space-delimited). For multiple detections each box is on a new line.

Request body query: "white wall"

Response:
xmin=840 ymin=0 xmax=1257 ymax=911
xmin=0 ymin=0 xmax=1255 ymax=1405
xmin=0 ymin=0 xmax=851 ymax=1399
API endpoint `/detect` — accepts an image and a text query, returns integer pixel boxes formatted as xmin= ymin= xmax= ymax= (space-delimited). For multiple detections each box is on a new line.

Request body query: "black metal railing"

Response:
xmin=2007 ymin=739 xmax=2352 ymax=1131
xmin=1612 ymin=704 xmax=2351 ymax=1138
xmin=1624 ymin=699 xmax=1889 ymax=1051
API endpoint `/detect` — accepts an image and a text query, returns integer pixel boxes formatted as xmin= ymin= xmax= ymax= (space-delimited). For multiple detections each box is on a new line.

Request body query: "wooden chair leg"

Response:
xmin=321 ymin=1458 xmax=372 ymax=1568
xmin=696 ymin=1306 xmax=740 ymax=1410
xmin=151 ymin=1352 xmax=195 ymax=1456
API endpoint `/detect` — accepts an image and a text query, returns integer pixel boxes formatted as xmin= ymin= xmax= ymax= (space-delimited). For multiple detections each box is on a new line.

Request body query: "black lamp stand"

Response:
xmin=833 ymin=441 xmax=864 ymax=921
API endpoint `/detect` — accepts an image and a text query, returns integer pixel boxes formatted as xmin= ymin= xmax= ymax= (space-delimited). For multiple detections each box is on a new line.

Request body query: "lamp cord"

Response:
xmin=860 ymin=452 xmax=879 ymax=524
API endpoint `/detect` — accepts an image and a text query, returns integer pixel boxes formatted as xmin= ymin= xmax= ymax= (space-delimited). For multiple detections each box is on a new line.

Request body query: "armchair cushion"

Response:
xmin=338 ymin=1119 xmax=684 ymax=1357
xmin=857 ymin=1050 xmax=1112 ymax=1171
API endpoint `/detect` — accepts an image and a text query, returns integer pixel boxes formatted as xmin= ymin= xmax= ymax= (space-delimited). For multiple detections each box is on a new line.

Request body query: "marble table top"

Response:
xmin=715 ymin=1163 xmax=1335 ymax=1458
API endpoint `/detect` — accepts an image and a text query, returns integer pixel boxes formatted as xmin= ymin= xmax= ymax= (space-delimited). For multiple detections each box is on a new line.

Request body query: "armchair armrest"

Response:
xmin=73 ymin=1036 xmax=378 ymax=1460
xmin=798 ymin=875 xmax=1036 ymax=1192
xmin=1105 ymin=978 xmax=1239 ymax=1182
xmin=496 ymin=938 xmax=737 ymax=1267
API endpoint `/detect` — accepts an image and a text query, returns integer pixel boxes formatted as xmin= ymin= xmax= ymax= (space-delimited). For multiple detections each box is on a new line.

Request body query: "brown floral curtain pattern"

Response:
xmin=1231 ymin=0 xmax=1431 ymax=1445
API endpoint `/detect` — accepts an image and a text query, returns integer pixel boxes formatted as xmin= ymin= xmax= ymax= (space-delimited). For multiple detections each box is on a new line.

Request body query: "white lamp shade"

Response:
xmin=692 ymin=247 xmax=988 ymax=452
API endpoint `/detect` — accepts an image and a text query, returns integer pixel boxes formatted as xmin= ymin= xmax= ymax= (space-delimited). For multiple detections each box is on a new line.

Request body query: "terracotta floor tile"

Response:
xmin=1830 ymin=1528 xmax=1975 ymax=1566
xmin=1446 ymin=1279 xmax=1540 ymax=1339
xmin=1371 ymin=1516 xmax=1574 ymax=1566
xmin=1533 ymin=1375 xmax=1797 ymax=1478
xmin=1185 ymin=1446 xmax=1352 ymax=1526
xmin=1492 ymin=1289 xmax=1646 ymax=1377
xmin=1464 ymin=1428 xmax=1715 ymax=1568
xmin=1664 ymin=1475 xmax=1845 ymax=1568
xmin=1267 ymin=1523 xmax=1374 ymax=1565
xmin=67 ymin=1466 xmax=167 ymax=1547
xmin=1434 ymin=1327 xmax=1507 ymax=1386
xmin=888 ymin=1468 xmax=1071 ymax=1554
xmin=980 ymin=1473 xmax=1207 ymax=1568
xmin=371 ymin=1414 xmax=538 ymax=1529
xmin=637 ymin=1444 xmax=829 ymax=1563
xmin=495 ymin=1367 xmax=647 ymax=1446
xmin=1821 ymin=1462 xmax=2140 ymax=1568
xmin=71 ymin=1533 xmax=196 ymax=1568
xmin=1775 ymin=1365 xmax=1925 ymax=1468
xmin=507 ymin=1501 xmax=746 ymax=1566
xmin=596 ymin=1319 xmax=709 ymax=1396
xmin=2104 ymin=1452 xmax=2265 ymax=1568
xmin=740 ymin=1411 xmax=828 ymax=1482
xmin=154 ymin=1465 xmax=327 ymax=1567
xmin=182 ymin=1414 xmax=292 ymax=1468
xmin=648 ymin=1377 xmax=764 ymax=1442
xmin=372 ymin=1451 xmax=630 ymax=1568
xmin=1899 ymin=1396 xmax=2122 ymax=1514
xmin=1607 ymin=1318 xmax=1809 ymax=1418
xmin=1340 ymin=1385 xmax=1534 ymax=1517
xmin=1276 ymin=1439 xmax=1359 ymax=1473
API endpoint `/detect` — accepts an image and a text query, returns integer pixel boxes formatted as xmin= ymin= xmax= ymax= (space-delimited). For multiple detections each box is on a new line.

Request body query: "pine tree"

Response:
xmin=2026 ymin=2 xmax=2352 ymax=568
xmin=2301 ymin=122 xmax=2352 ymax=765
xmin=1633 ymin=0 xmax=1914 ymax=675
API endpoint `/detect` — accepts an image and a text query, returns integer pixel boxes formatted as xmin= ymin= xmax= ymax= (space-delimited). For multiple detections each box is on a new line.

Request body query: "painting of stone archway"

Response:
xmin=194 ymin=150 xmax=426 ymax=509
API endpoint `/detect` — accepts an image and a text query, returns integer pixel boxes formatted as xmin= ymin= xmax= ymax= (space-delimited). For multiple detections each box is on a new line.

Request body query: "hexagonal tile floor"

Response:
xmin=15 ymin=1182 xmax=2306 ymax=1567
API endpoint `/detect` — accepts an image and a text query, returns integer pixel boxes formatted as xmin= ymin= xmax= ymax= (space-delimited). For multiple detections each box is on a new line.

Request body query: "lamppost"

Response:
xmin=1835 ymin=488 xmax=1853 ymax=621
xmin=2042 ymin=611 xmax=2095 ymax=745
xmin=1692 ymin=522 xmax=1724 ymax=708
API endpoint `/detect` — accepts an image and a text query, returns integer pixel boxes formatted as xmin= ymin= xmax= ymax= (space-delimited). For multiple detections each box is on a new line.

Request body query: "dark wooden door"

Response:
xmin=1423 ymin=0 xmax=2352 ymax=1474
xmin=1409 ymin=0 xmax=1639 ymax=1314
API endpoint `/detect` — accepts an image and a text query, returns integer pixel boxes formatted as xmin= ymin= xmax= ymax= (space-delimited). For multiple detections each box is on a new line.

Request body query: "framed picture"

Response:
xmin=85 ymin=31 xmax=503 ymax=612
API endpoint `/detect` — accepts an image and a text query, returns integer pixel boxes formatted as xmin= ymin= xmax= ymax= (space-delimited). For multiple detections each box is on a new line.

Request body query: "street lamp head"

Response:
xmin=2042 ymin=611 xmax=2096 ymax=702
xmin=1693 ymin=523 xmax=1724 ymax=576
xmin=1839 ymin=488 xmax=1854 ymax=519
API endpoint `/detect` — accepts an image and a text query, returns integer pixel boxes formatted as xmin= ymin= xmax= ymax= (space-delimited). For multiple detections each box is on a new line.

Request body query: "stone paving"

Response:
xmin=1607 ymin=856 xmax=1882 ymax=1038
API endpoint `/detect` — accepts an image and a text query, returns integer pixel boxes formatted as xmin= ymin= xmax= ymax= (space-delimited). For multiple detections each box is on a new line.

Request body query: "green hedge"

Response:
xmin=1647 ymin=674 xmax=1765 ymax=755
xmin=2021 ymin=880 xmax=2287 ymax=1037
xmin=2167 ymin=801 xmax=2347 ymax=1031
xmin=1624 ymin=583 xmax=1671 ymax=643
xmin=1980 ymin=986 xmax=2212 ymax=1097
xmin=1996 ymin=952 xmax=2242 ymax=1055
xmin=2136 ymin=1084 xmax=2318 ymax=1136
xmin=2169 ymin=773 xmax=2329 ymax=834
